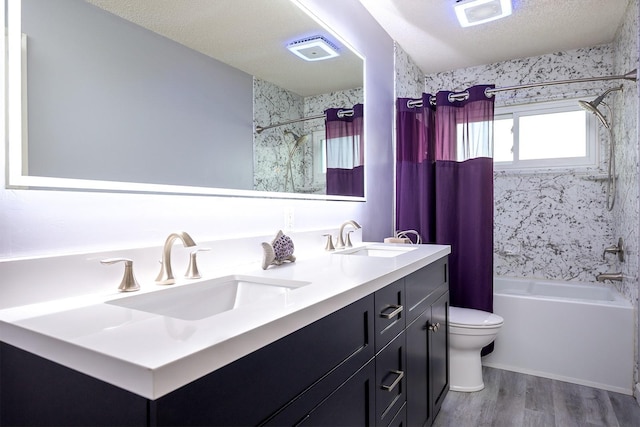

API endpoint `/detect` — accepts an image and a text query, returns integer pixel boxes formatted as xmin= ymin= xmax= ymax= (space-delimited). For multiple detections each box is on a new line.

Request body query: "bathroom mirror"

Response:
xmin=6 ymin=0 xmax=365 ymax=200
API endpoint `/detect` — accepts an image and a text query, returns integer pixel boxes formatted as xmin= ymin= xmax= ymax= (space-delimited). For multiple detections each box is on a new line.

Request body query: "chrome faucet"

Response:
xmin=156 ymin=232 xmax=197 ymax=285
xmin=596 ymin=272 xmax=623 ymax=282
xmin=336 ymin=220 xmax=361 ymax=249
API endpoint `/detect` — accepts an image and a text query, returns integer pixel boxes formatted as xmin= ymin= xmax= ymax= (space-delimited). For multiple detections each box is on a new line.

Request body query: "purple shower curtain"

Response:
xmin=325 ymin=104 xmax=364 ymax=197
xmin=397 ymin=86 xmax=495 ymax=343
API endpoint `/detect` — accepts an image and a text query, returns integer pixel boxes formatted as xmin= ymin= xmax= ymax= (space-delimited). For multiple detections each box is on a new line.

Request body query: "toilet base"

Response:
xmin=450 ymin=383 xmax=485 ymax=392
xmin=450 ymin=348 xmax=485 ymax=392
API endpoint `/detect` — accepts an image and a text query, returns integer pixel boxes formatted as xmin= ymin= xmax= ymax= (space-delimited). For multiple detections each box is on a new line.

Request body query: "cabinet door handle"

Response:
xmin=380 ymin=370 xmax=405 ymax=392
xmin=428 ymin=322 xmax=441 ymax=332
xmin=380 ymin=304 xmax=403 ymax=319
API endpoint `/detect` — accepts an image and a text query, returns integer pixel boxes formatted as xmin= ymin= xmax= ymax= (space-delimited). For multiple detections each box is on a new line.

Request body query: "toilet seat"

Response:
xmin=449 ymin=306 xmax=503 ymax=329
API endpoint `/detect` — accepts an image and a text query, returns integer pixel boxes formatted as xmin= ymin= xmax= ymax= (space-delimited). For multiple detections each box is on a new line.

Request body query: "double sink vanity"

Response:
xmin=0 ymin=239 xmax=450 ymax=426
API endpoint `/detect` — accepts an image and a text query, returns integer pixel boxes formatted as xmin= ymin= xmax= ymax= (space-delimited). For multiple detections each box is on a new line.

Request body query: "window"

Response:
xmin=493 ymin=99 xmax=598 ymax=169
xmin=311 ymin=130 xmax=327 ymax=185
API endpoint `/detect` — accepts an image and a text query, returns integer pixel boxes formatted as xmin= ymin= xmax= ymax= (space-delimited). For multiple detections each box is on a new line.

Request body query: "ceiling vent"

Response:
xmin=454 ymin=0 xmax=512 ymax=27
xmin=286 ymin=36 xmax=340 ymax=62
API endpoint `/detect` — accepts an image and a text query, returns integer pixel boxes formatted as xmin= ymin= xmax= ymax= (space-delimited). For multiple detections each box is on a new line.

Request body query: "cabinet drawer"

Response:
xmin=154 ymin=295 xmax=375 ymax=426
xmin=374 ymin=278 xmax=405 ymax=352
xmin=405 ymin=257 xmax=448 ymax=323
xmin=375 ymin=332 xmax=406 ymax=427
xmin=275 ymin=359 xmax=376 ymax=427
xmin=387 ymin=403 xmax=407 ymax=427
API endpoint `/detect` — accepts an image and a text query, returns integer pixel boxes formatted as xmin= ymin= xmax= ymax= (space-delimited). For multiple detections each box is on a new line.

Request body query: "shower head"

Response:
xmin=578 ymin=86 xmax=622 ymax=129
xmin=578 ymin=99 xmax=610 ymax=129
xmin=284 ymin=130 xmax=310 ymax=148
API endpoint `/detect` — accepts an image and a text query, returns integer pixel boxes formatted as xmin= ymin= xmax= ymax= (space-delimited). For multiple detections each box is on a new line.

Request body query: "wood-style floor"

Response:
xmin=433 ymin=367 xmax=640 ymax=427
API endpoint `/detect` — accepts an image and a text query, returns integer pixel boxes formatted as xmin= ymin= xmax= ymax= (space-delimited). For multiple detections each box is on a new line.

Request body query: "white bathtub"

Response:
xmin=482 ymin=277 xmax=634 ymax=394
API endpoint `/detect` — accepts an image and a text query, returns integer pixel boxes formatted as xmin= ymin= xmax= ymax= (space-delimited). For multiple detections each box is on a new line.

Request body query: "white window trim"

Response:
xmin=493 ymin=98 xmax=599 ymax=171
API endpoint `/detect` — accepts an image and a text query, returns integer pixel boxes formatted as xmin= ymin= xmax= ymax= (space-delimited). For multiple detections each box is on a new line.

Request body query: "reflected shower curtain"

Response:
xmin=325 ymin=104 xmax=364 ymax=197
xmin=397 ymin=86 xmax=495 ymax=349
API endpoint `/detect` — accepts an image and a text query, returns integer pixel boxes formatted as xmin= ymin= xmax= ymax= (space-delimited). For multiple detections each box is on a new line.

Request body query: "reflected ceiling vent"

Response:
xmin=454 ymin=0 xmax=512 ymax=27
xmin=286 ymin=36 xmax=340 ymax=61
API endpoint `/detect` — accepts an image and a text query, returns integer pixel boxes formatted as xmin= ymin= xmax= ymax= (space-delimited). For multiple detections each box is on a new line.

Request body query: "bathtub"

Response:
xmin=482 ymin=277 xmax=634 ymax=394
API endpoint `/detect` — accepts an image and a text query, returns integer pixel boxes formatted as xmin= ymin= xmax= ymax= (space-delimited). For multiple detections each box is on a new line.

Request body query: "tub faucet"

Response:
xmin=156 ymin=231 xmax=197 ymax=285
xmin=336 ymin=220 xmax=361 ymax=249
xmin=596 ymin=272 xmax=623 ymax=282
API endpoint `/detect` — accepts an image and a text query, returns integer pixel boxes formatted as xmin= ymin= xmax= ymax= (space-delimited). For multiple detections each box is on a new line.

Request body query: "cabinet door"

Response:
xmin=0 ymin=343 xmax=148 ymax=427
xmin=297 ymin=360 xmax=376 ymax=427
xmin=375 ymin=332 xmax=406 ymax=426
xmin=429 ymin=291 xmax=449 ymax=420
xmin=405 ymin=310 xmax=429 ymax=427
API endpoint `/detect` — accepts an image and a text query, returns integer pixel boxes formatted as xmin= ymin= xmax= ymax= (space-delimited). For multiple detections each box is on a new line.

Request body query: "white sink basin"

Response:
xmin=106 ymin=275 xmax=310 ymax=321
xmin=336 ymin=244 xmax=418 ymax=258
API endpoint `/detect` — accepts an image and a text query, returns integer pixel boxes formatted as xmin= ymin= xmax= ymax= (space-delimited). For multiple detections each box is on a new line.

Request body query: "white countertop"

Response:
xmin=0 ymin=243 xmax=450 ymax=399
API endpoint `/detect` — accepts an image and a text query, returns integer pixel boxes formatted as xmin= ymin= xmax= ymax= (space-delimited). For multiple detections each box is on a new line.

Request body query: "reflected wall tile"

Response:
xmin=253 ymin=79 xmax=364 ymax=194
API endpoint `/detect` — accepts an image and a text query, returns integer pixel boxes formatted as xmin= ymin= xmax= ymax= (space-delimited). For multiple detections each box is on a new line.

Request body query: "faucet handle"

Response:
xmin=602 ymin=237 xmax=625 ymax=262
xmin=185 ymin=248 xmax=210 ymax=279
xmin=100 ymin=258 xmax=140 ymax=292
xmin=345 ymin=230 xmax=355 ymax=248
xmin=323 ymin=234 xmax=335 ymax=251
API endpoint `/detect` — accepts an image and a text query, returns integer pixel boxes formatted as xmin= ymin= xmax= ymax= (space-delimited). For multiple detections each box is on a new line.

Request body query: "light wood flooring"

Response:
xmin=433 ymin=367 xmax=640 ymax=427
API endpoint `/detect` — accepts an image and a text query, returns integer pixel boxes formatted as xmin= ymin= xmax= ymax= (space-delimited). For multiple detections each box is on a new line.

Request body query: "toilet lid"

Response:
xmin=449 ymin=306 xmax=503 ymax=327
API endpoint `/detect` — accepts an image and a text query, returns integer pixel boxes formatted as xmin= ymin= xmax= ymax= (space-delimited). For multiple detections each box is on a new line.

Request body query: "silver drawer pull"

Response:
xmin=380 ymin=304 xmax=403 ymax=319
xmin=381 ymin=370 xmax=405 ymax=392
xmin=428 ymin=322 xmax=441 ymax=332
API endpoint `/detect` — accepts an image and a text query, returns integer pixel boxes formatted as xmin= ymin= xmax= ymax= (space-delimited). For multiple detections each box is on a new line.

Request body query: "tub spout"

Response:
xmin=596 ymin=272 xmax=623 ymax=282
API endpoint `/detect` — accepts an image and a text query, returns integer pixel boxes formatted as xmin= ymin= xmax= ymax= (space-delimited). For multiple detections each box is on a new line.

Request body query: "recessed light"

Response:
xmin=454 ymin=0 xmax=512 ymax=27
xmin=286 ymin=36 xmax=340 ymax=62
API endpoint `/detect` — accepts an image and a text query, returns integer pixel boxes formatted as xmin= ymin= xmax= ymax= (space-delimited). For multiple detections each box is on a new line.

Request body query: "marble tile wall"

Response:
xmin=394 ymin=43 xmax=425 ymax=99
xmin=253 ymin=78 xmax=305 ymax=193
xmin=253 ymin=78 xmax=363 ymax=194
xmin=424 ymin=46 xmax=619 ymax=284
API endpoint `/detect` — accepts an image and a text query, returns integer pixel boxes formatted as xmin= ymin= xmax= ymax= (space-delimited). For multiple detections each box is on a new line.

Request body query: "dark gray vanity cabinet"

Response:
xmin=0 ymin=256 xmax=449 ymax=427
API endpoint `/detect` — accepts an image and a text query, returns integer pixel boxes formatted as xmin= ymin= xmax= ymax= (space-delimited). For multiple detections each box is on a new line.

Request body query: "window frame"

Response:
xmin=493 ymin=98 xmax=599 ymax=171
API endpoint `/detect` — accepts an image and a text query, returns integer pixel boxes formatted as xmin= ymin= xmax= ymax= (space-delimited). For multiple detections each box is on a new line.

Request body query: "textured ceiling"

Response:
xmin=85 ymin=0 xmax=630 ymax=94
xmin=359 ymin=0 xmax=630 ymax=74
xmin=85 ymin=0 xmax=364 ymax=97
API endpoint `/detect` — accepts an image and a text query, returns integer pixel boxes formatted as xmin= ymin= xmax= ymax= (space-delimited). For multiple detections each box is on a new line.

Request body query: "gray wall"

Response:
xmin=23 ymin=0 xmax=254 ymax=189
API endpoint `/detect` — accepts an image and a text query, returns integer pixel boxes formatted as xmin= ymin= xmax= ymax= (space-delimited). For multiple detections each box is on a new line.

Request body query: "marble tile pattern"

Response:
xmin=253 ymin=78 xmax=363 ymax=193
xmin=423 ymin=45 xmax=620 ymax=284
xmin=253 ymin=78 xmax=305 ymax=193
xmin=394 ymin=43 xmax=425 ymax=99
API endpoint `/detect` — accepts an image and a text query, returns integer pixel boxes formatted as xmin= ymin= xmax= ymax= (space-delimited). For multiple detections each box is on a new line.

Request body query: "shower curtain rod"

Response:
xmin=255 ymin=108 xmax=355 ymax=134
xmin=406 ymin=69 xmax=638 ymax=108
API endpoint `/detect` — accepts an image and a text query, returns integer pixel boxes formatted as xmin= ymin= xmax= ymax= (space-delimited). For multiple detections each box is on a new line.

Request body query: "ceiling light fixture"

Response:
xmin=286 ymin=36 xmax=340 ymax=62
xmin=454 ymin=0 xmax=512 ymax=27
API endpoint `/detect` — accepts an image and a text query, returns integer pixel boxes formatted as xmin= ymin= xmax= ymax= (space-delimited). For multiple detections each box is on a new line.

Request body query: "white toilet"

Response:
xmin=449 ymin=306 xmax=504 ymax=392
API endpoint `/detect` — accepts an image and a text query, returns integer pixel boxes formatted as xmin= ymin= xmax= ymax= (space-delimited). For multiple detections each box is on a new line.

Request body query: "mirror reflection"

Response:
xmin=9 ymin=0 xmax=364 ymax=198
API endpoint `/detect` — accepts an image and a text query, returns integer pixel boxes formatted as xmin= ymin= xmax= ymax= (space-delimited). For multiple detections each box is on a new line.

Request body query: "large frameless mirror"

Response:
xmin=6 ymin=0 xmax=365 ymax=200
